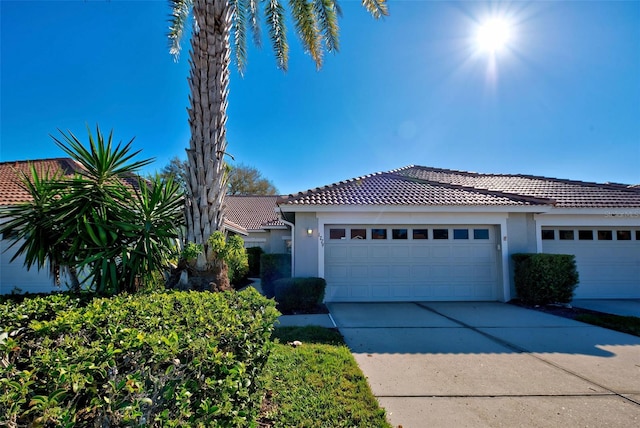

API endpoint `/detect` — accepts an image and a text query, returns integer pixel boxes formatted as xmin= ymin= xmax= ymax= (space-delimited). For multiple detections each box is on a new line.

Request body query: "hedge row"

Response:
xmin=274 ymin=277 xmax=326 ymax=313
xmin=0 ymin=288 xmax=279 ymax=427
xmin=512 ymin=253 xmax=579 ymax=305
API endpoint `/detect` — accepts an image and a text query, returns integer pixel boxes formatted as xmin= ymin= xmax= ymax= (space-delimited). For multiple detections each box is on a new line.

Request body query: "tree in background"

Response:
xmin=227 ymin=163 xmax=277 ymax=195
xmin=158 ymin=156 xmax=188 ymax=191
xmin=168 ymin=0 xmax=388 ymax=289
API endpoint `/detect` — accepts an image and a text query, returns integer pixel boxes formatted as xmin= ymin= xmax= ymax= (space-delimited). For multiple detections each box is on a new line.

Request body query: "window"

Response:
xmin=597 ymin=230 xmax=613 ymax=241
xmin=392 ymin=229 xmax=408 ymax=239
xmin=329 ymin=228 xmax=346 ymax=240
xmin=413 ymin=229 xmax=428 ymax=239
xmin=473 ymin=229 xmax=489 ymax=240
xmin=371 ymin=228 xmax=387 ymax=240
xmin=559 ymin=230 xmax=574 ymax=240
xmin=351 ymin=229 xmax=366 ymax=240
xmin=578 ymin=230 xmax=593 ymax=240
xmin=637 ymin=231 xmax=640 ymax=240
xmin=453 ymin=229 xmax=469 ymax=240
xmin=616 ymin=230 xmax=631 ymax=241
xmin=433 ymin=229 xmax=448 ymax=240
xmin=541 ymin=230 xmax=555 ymax=240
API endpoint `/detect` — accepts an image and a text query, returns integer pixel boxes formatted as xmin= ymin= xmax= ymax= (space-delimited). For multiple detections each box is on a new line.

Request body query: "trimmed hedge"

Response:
xmin=0 ymin=288 xmax=279 ymax=427
xmin=274 ymin=277 xmax=326 ymax=313
xmin=512 ymin=253 xmax=579 ymax=305
xmin=246 ymin=247 xmax=264 ymax=278
xmin=260 ymin=254 xmax=291 ymax=298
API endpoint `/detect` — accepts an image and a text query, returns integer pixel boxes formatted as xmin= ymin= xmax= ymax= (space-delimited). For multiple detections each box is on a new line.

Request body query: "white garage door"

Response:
xmin=541 ymin=227 xmax=640 ymax=299
xmin=324 ymin=225 xmax=500 ymax=302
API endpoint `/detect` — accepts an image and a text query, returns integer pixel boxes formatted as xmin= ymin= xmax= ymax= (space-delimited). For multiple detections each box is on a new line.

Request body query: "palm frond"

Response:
xmin=314 ymin=0 xmax=340 ymax=53
xmin=249 ymin=0 xmax=261 ymax=47
xmin=168 ymin=0 xmax=194 ymax=60
xmin=290 ymin=0 xmax=322 ymax=68
xmin=361 ymin=0 xmax=388 ymax=19
xmin=231 ymin=0 xmax=249 ymax=74
xmin=265 ymin=0 xmax=289 ymax=71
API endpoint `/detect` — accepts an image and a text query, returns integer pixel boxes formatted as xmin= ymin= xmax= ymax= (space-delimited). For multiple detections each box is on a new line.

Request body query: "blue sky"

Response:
xmin=1 ymin=0 xmax=639 ymax=195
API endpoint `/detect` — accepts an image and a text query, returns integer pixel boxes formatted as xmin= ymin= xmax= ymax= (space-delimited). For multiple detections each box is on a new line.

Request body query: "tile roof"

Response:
xmin=0 ymin=158 xmax=145 ymax=206
xmin=279 ymin=166 xmax=640 ymax=209
xmin=0 ymin=158 xmax=82 ymax=205
xmin=393 ymin=166 xmax=640 ymax=208
xmin=225 ymin=195 xmax=285 ymax=230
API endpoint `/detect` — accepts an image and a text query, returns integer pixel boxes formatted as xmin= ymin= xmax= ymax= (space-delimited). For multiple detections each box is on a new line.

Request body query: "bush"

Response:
xmin=0 ymin=288 xmax=279 ymax=427
xmin=246 ymin=247 xmax=264 ymax=278
xmin=512 ymin=253 xmax=579 ymax=305
xmin=260 ymin=254 xmax=291 ymax=298
xmin=274 ymin=277 xmax=326 ymax=313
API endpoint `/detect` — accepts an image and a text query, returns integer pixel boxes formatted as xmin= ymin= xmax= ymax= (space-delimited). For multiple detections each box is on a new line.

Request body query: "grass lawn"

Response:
xmin=575 ymin=313 xmax=640 ymax=337
xmin=259 ymin=326 xmax=391 ymax=428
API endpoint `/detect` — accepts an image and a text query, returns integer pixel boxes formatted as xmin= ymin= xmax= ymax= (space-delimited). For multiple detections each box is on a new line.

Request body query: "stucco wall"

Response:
xmin=1 ymin=238 xmax=58 ymax=294
xmin=505 ymin=213 xmax=537 ymax=298
xmin=292 ymin=212 xmax=319 ymax=277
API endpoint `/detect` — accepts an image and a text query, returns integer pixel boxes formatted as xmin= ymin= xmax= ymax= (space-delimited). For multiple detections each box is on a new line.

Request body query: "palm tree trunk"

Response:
xmin=184 ymin=0 xmax=232 ymax=290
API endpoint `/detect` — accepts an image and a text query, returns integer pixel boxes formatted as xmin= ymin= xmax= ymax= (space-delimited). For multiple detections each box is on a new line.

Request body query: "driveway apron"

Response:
xmin=328 ymin=302 xmax=640 ymax=428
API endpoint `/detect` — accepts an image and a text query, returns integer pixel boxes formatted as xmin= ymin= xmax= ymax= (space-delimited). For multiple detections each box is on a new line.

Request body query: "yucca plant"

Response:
xmin=0 ymin=126 xmax=185 ymax=294
xmin=168 ymin=0 xmax=388 ymax=290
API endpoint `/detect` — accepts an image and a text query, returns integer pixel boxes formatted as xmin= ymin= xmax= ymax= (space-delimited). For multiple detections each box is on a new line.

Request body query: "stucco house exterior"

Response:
xmin=225 ymin=195 xmax=291 ymax=254
xmin=278 ymin=165 xmax=640 ymax=303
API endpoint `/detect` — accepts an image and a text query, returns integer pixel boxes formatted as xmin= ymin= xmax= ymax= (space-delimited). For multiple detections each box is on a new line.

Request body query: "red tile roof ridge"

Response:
xmin=278 ymin=171 xmax=388 ymax=203
xmin=400 ymin=165 xmax=639 ymax=192
xmin=385 ymin=170 xmax=555 ymax=206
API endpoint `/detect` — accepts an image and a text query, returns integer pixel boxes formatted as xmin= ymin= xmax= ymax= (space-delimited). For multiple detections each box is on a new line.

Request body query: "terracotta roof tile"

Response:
xmin=394 ymin=166 xmax=640 ymax=208
xmin=279 ymin=172 xmax=546 ymax=207
xmin=0 ymin=158 xmax=147 ymax=206
xmin=225 ymin=195 xmax=284 ymax=230
xmin=0 ymin=158 xmax=83 ymax=205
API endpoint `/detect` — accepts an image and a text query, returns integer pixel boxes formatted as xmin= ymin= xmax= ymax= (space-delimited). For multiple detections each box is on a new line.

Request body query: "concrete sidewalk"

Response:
xmin=329 ymin=302 xmax=640 ymax=428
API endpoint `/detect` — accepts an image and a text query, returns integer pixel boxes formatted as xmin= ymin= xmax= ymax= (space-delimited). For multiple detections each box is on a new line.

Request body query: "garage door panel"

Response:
xmin=542 ymin=227 xmax=640 ymax=299
xmin=324 ymin=225 xmax=499 ymax=302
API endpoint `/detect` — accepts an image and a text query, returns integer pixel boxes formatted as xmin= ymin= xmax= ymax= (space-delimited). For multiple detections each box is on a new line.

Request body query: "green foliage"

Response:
xmin=261 ymin=327 xmax=390 ymax=427
xmin=274 ymin=277 xmax=326 ymax=313
xmin=0 ymin=289 xmax=279 ymax=427
xmin=246 ymin=246 xmax=264 ymax=277
xmin=512 ymin=253 xmax=579 ymax=305
xmin=181 ymin=242 xmax=203 ymax=262
xmin=260 ymin=254 xmax=291 ymax=298
xmin=207 ymin=232 xmax=249 ymax=285
xmin=227 ymin=163 xmax=278 ymax=195
xmin=0 ymin=126 xmax=185 ymax=295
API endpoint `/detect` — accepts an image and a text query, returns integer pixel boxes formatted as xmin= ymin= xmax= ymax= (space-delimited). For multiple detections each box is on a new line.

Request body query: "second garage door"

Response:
xmin=324 ymin=225 xmax=500 ymax=302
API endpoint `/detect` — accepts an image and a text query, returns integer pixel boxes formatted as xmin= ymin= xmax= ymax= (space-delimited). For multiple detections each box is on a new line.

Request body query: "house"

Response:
xmin=225 ymin=195 xmax=291 ymax=254
xmin=0 ymin=158 xmax=84 ymax=294
xmin=277 ymin=165 xmax=640 ymax=302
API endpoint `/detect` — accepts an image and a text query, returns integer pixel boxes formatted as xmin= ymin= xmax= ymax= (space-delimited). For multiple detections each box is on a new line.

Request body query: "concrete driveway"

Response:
xmin=328 ymin=302 xmax=640 ymax=428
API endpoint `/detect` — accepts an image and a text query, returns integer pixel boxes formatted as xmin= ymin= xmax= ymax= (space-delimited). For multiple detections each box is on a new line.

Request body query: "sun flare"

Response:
xmin=476 ymin=18 xmax=513 ymax=54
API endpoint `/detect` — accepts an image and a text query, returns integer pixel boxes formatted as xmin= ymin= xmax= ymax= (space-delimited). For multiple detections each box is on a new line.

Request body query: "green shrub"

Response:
xmin=208 ymin=232 xmax=249 ymax=285
xmin=512 ymin=253 xmax=579 ymax=305
xmin=0 ymin=288 xmax=279 ymax=427
xmin=260 ymin=254 xmax=291 ymax=298
xmin=274 ymin=277 xmax=326 ymax=313
xmin=246 ymin=247 xmax=264 ymax=278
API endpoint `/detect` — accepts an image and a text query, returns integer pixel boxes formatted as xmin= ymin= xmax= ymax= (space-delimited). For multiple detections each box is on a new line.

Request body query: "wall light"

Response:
xmin=306 ymin=228 xmax=313 ymax=237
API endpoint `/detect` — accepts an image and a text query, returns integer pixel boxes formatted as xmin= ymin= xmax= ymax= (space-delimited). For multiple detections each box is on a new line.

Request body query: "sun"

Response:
xmin=476 ymin=17 xmax=513 ymax=54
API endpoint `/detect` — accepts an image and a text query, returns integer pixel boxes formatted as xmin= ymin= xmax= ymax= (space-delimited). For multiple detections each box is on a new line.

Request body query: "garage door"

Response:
xmin=324 ymin=225 xmax=500 ymax=302
xmin=541 ymin=227 xmax=640 ymax=299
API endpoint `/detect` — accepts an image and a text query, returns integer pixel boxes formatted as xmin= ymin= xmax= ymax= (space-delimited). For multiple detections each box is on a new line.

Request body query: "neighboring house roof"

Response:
xmin=0 ymin=158 xmax=82 ymax=205
xmin=225 ymin=195 xmax=286 ymax=231
xmin=278 ymin=165 xmax=640 ymax=208
xmin=0 ymin=157 xmax=146 ymax=206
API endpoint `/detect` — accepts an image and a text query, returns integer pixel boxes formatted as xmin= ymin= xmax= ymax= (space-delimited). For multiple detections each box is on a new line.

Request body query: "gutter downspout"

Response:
xmin=278 ymin=214 xmax=295 ymax=277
